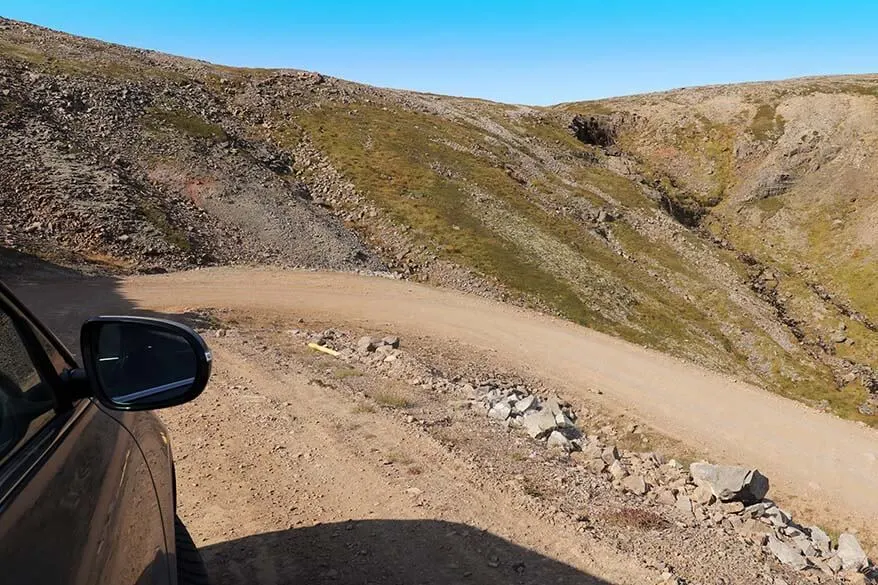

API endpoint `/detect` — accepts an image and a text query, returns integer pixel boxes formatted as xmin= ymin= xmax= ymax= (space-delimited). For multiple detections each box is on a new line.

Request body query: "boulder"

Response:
xmin=689 ymin=462 xmax=769 ymax=503
xmin=806 ymin=556 xmax=832 ymax=576
xmin=762 ymin=504 xmax=791 ymax=528
xmin=554 ymin=410 xmax=576 ymax=428
xmin=791 ymin=535 xmax=816 ymax=557
xmin=357 ymin=336 xmax=377 ymax=354
xmin=584 ymin=459 xmax=607 ymax=474
xmin=743 ymin=502 xmax=768 ymax=518
xmin=720 ymin=501 xmax=745 ymax=515
xmin=808 ymin=525 xmax=831 ymax=556
xmin=825 ymin=555 xmax=843 ymax=574
xmin=656 ymin=489 xmax=677 ymax=506
xmin=547 ymin=430 xmax=572 ymax=451
xmin=609 ymin=460 xmax=628 ymax=480
xmin=487 ymin=402 xmax=512 ymax=421
xmin=521 ymin=409 xmax=557 ymax=439
xmin=622 ymin=475 xmax=648 ymax=495
xmin=382 ymin=335 xmax=400 ymax=348
xmin=601 ymin=445 xmax=620 ymax=465
xmin=767 ymin=535 xmax=808 ymax=570
xmin=692 ymin=484 xmax=715 ymax=505
xmin=579 ymin=443 xmax=603 ymax=461
xmin=543 ymin=397 xmax=564 ymax=417
xmin=513 ymin=395 xmax=538 ymax=414
xmin=837 ymin=533 xmax=868 ymax=571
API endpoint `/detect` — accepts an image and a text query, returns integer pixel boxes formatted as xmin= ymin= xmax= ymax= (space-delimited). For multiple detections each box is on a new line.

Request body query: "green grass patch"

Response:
xmin=750 ymin=103 xmax=786 ymax=141
xmin=755 ymin=196 xmax=784 ymax=216
xmin=515 ymin=115 xmax=593 ymax=152
xmin=372 ymin=389 xmax=415 ymax=409
xmin=137 ymin=203 xmax=192 ymax=252
xmin=0 ymin=40 xmax=47 ymax=64
xmin=332 ymin=366 xmax=363 ymax=380
xmin=145 ymin=108 xmax=227 ymax=141
xmin=554 ymin=100 xmax=615 ymax=115
xmin=574 ymin=166 xmax=651 ymax=209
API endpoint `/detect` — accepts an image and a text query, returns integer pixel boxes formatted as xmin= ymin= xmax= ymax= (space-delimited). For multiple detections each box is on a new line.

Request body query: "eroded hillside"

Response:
xmin=1 ymin=17 xmax=875 ymax=421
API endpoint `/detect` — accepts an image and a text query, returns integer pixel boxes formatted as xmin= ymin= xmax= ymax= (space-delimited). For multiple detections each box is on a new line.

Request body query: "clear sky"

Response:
xmin=3 ymin=1 xmax=877 ymax=105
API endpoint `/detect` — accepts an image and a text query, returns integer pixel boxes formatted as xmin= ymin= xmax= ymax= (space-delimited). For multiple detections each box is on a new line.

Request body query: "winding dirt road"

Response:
xmin=17 ymin=266 xmax=878 ymax=537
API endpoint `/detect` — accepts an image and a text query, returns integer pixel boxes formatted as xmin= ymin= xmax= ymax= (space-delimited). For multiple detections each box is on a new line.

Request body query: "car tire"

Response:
xmin=175 ymin=515 xmax=210 ymax=585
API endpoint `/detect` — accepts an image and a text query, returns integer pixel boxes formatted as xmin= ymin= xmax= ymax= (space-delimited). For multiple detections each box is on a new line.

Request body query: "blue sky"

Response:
xmin=3 ymin=1 xmax=877 ymax=105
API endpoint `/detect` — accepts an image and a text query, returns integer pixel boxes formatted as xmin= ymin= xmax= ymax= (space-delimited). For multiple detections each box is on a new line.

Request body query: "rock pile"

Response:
xmin=303 ymin=328 xmax=874 ymax=580
xmin=474 ymin=385 xmax=583 ymax=451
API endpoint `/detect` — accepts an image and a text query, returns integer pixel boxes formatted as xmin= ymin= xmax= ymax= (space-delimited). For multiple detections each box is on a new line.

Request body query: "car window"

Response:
xmin=0 ymin=310 xmax=57 ymax=462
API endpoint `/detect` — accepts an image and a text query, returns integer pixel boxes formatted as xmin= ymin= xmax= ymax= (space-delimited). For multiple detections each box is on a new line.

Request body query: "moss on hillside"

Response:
xmin=145 ymin=108 xmax=227 ymax=141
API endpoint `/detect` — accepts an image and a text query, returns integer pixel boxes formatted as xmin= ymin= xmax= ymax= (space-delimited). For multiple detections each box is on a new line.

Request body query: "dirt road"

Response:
xmin=15 ymin=266 xmax=878 ymax=573
xmin=161 ymin=338 xmax=656 ymax=584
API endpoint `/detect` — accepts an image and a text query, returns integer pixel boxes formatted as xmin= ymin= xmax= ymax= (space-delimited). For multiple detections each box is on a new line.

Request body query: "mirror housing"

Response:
xmin=80 ymin=316 xmax=212 ymax=411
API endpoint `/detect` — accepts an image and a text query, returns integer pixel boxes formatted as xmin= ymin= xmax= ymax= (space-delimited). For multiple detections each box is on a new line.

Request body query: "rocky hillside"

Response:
xmin=1 ymin=17 xmax=876 ymax=422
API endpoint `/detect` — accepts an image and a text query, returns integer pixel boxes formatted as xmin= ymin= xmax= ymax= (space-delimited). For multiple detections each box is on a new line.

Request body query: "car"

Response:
xmin=0 ymin=280 xmax=213 ymax=585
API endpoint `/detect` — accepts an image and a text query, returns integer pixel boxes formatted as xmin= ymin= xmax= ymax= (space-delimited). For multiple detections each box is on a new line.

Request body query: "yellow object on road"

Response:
xmin=308 ymin=342 xmax=340 ymax=357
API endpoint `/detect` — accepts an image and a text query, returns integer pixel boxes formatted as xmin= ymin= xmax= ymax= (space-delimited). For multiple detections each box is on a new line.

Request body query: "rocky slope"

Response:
xmin=1 ymin=17 xmax=876 ymax=422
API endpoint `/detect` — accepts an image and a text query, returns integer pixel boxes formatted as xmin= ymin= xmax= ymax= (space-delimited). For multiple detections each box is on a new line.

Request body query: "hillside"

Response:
xmin=1 ymin=17 xmax=876 ymax=422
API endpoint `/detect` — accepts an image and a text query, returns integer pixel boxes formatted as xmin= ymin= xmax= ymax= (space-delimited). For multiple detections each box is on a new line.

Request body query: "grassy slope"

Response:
xmin=559 ymin=79 xmax=878 ymax=420
xmin=1 ymin=25 xmax=870 ymax=421
xmin=272 ymin=101 xmax=842 ymax=415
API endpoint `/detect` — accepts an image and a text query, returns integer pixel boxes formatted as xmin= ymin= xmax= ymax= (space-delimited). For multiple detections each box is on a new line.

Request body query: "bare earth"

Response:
xmin=15 ymin=266 xmax=878 ymax=583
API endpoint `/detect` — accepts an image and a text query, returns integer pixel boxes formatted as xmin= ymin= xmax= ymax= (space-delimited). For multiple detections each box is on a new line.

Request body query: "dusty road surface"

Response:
xmin=158 ymin=339 xmax=656 ymax=585
xmin=13 ymin=266 xmax=878 ymax=582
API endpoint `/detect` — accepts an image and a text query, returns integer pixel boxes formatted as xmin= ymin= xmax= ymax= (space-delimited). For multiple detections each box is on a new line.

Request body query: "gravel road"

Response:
xmin=14 ymin=266 xmax=878 ymax=582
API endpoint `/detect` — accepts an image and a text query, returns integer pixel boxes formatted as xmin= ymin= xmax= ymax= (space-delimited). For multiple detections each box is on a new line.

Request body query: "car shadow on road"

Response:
xmin=2 ymin=248 xmax=212 ymax=358
xmin=201 ymin=518 xmax=613 ymax=585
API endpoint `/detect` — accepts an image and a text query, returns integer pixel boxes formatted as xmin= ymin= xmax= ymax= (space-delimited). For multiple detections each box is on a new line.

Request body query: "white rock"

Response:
xmin=689 ymin=462 xmax=769 ymax=503
xmin=767 ymin=535 xmax=808 ymax=570
xmin=543 ymin=397 xmax=563 ymax=416
xmin=513 ymin=395 xmax=538 ymax=414
xmin=487 ymin=402 xmax=512 ymax=421
xmin=762 ymin=504 xmax=791 ymax=528
xmin=547 ymin=430 xmax=572 ymax=451
xmin=521 ymin=409 xmax=557 ymax=438
xmin=825 ymin=555 xmax=843 ymax=573
xmin=837 ymin=533 xmax=868 ymax=571
xmin=808 ymin=525 xmax=831 ymax=555
xmin=554 ymin=411 xmax=575 ymax=427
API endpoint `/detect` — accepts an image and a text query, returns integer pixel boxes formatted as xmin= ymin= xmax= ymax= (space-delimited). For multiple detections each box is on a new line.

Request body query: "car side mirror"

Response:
xmin=80 ymin=316 xmax=212 ymax=411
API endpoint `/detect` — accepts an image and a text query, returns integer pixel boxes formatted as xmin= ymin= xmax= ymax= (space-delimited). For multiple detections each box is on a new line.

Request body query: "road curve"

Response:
xmin=18 ymin=266 xmax=878 ymax=534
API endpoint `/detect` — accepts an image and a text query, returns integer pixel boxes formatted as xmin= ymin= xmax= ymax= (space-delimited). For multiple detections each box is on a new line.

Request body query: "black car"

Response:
xmin=0 ymin=281 xmax=212 ymax=585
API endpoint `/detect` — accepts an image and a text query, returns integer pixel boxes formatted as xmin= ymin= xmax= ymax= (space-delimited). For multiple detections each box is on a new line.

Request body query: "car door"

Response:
xmin=0 ymin=289 xmax=172 ymax=585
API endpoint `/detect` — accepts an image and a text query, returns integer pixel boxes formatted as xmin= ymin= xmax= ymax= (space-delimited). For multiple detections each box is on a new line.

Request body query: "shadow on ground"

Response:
xmin=1 ymin=248 xmax=209 ymax=357
xmin=202 ymin=519 xmax=612 ymax=585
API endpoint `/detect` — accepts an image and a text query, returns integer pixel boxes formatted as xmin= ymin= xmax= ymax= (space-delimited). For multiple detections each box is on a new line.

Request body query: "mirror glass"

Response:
xmin=94 ymin=322 xmax=198 ymax=407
